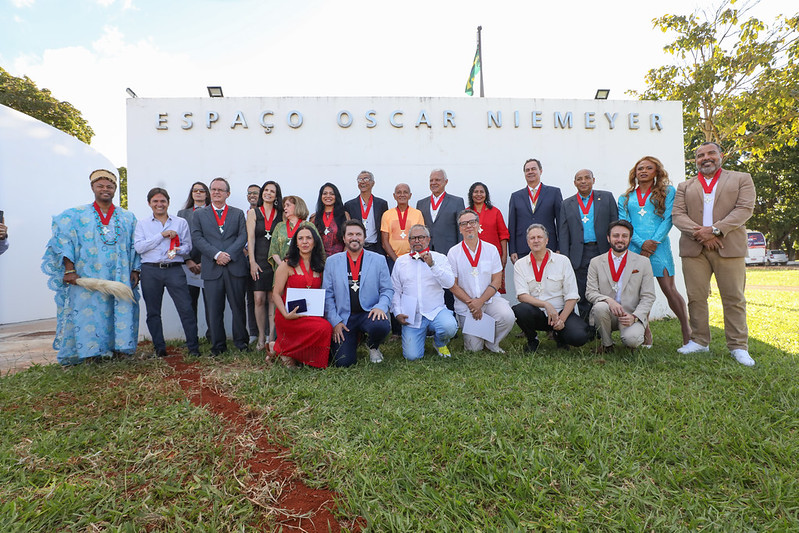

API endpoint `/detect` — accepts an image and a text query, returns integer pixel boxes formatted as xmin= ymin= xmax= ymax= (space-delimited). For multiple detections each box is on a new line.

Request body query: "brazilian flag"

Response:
xmin=465 ymin=47 xmax=481 ymax=96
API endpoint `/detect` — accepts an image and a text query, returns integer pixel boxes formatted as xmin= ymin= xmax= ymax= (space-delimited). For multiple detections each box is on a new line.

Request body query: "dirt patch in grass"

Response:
xmin=164 ymin=354 xmax=363 ymax=532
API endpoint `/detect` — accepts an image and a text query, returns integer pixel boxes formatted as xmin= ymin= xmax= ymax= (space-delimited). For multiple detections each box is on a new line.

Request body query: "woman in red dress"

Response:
xmin=309 ymin=182 xmax=349 ymax=257
xmin=468 ymin=181 xmax=510 ymax=292
xmin=268 ymin=224 xmax=332 ymax=368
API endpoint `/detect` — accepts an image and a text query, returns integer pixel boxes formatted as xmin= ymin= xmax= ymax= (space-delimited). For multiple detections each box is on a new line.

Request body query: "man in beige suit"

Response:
xmin=672 ymin=142 xmax=756 ymax=366
xmin=586 ymin=220 xmax=655 ymax=352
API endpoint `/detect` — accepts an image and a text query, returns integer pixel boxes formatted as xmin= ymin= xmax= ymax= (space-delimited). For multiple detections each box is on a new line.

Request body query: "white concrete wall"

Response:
xmin=0 ymin=104 xmax=118 ymax=324
xmin=127 ymin=96 xmax=685 ymax=339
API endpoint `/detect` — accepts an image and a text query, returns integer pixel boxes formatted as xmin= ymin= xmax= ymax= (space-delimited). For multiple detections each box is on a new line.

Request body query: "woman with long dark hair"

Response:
xmin=177 ymin=181 xmax=212 ymax=341
xmin=468 ymin=181 xmax=510 ymax=292
xmin=310 ymin=182 xmax=349 ymax=257
xmin=268 ymin=224 xmax=332 ymax=368
xmin=618 ymin=156 xmax=691 ymax=347
xmin=246 ymin=180 xmax=284 ymax=349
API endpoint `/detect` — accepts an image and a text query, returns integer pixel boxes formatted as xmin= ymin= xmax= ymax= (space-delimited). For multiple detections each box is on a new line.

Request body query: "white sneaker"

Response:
xmin=730 ymin=349 xmax=755 ymax=367
xmin=369 ymin=348 xmax=384 ymax=363
xmin=677 ymin=341 xmax=709 ymax=354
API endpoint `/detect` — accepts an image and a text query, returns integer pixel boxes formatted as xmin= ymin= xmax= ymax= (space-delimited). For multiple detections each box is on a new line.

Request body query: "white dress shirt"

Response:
xmin=447 ymin=240 xmax=502 ymax=317
xmin=701 ymin=175 xmax=716 ymax=227
xmin=610 ymin=251 xmax=628 ymax=303
xmin=390 ymin=251 xmax=454 ymax=328
xmin=134 ymin=214 xmax=192 ymax=263
xmin=430 ymin=193 xmax=445 ymax=222
xmin=513 ymin=250 xmax=579 ymax=312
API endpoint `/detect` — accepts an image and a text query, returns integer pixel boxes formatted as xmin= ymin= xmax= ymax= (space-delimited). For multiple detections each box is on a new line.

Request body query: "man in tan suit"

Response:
xmin=586 ymin=220 xmax=655 ymax=352
xmin=672 ymin=142 xmax=756 ymax=366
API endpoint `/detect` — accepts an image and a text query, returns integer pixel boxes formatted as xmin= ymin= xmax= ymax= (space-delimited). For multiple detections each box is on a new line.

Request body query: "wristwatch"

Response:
xmin=711 ymin=226 xmax=722 ymax=237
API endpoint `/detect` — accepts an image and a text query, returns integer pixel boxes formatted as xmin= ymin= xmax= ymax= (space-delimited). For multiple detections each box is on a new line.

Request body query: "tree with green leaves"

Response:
xmin=633 ymin=1 xmax=799 ymax=256
xmin=0 ymin=66 xmax=94 ymax=144
xmin=632 ymin=0 xmax=798 ymax=164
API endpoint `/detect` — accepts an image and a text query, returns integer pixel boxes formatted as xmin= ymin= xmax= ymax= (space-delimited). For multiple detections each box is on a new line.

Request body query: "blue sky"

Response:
xmin=2 ymin=0 xmax=795 ymax=165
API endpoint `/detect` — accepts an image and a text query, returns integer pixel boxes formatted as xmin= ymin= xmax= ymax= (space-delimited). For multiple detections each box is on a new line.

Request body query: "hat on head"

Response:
xmin=89 ymin=169 xmax=118 ymax=186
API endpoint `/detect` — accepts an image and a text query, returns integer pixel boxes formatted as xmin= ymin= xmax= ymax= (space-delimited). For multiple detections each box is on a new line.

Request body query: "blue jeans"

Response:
xmin=331 ymin=312 xmax=391 ymax=367
xmin=401 ymin=308 xmax=458 ymax=360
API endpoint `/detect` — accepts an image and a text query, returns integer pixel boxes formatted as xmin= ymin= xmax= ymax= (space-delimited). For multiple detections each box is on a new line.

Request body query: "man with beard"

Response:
xmin=672 ymin=142 xmax=756 ymax=366
xmin=586 ymin=220 xmax=655 ymax=353
xmin=391 ymin=224 xmax=458 ymax=360
xmin=42 ymin=169 xmax=141 ymax=365
xmin=323 ymin=219 xmax=393 ymax=367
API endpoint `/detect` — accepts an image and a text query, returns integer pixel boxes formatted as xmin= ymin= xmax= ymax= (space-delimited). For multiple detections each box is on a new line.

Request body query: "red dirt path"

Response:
xmin=163 ymin=352 xmax=364 ymax=532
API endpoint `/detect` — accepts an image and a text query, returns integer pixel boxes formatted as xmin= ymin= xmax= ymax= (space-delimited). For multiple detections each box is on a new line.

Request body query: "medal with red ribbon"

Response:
xmin=412 ymin=247 xmax=430 ymax=260
xmin=474 ymin=205 xmax=485 ymax=233
xmin=396 ymin=207 xmax=409 ymax=239
xmin=577 ymin=192 xmax=594 ymax=223
xmin=261 ymin=206 xmax=276 ymax=240
xmin=213 ymin=205 xmax=228 ymax=234
xmin=168 ymin=235 xmax=180 ymax=259
xmin=530 ymin=250 xmax=549 ymax=296
xmin=286 ymin=219 xmax=300 ymax=239
xmin=360 ymin=195 xmax=373 ymax=220
xmin=636 ymin=187 xmax=652 ymax=216
xmin=699 ymin=168 xmax=722 ymax=203
xmin=528 ymin=186 xmax=541 ymax=213
xmin=297 ymin=258 xmax=315 ymax=288
xmin=431 ymin=192 xmax=446 ymax=211
xmin=462 ymin=240 xmax=482 ymax=277
xmin=322 ymin=211 xmax=334 ymax=235
xmin=93 ymin=202 xmax=115 ymax=236
xmin=348 ymin=250 xmax=363 ymax=292
xmin=608 ymin=251 xmax=628 ymax=292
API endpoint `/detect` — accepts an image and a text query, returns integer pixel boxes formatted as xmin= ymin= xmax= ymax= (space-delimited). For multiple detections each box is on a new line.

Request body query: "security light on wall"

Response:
xmin=207 ymin=86 xmax=224 ymax=97
xmin=594 ymin=89 xmax=610 ymax=100
xmin=126 ymin=88 xmax=138 ymax=98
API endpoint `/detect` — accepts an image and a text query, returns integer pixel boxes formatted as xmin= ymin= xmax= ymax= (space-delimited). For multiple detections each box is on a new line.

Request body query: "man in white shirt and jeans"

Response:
xmin=447 ymin=209 xmax=515 ymax=353
xmin=391 ymin=224 xmax=457 ymax=360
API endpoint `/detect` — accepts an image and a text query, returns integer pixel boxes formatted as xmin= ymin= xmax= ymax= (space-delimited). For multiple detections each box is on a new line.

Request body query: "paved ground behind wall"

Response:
xmin=0 ymin=318 xmax=58 ymax=376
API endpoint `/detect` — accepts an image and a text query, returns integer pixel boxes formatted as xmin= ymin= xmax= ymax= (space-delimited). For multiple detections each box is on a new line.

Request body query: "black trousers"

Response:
xmin=512 ymin=302 xmax=590 ymax=347
xmin=205 ymin=270 xmax=248 ymax=353
xmin=141 ymin=264 xmax=199 ymax=352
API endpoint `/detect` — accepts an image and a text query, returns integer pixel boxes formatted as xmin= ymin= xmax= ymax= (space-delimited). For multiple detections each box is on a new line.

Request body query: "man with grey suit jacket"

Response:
xmin=586 ymin=220 xmax=655 ymax=352
xmin=559 ymin=169 xmax=618 ymax=319
xmin=416 ymin=169 xmax=465 ymax=310
xmin=190 ymin=177 xmax=249 ymax=355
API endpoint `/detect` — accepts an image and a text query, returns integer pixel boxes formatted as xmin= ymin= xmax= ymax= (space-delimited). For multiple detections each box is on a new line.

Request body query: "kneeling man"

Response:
xmin=391 ymin=224 xmax=458 ymax=360
xmin=447 ymin=209 xmax=515 ymax=353
xmin=512 ymin=223 xmax=590 ymax=352
xmin=324 ymin=220 xmax=393 ymax=367
xmin=586 ymin=220 xmax=655 ymax=352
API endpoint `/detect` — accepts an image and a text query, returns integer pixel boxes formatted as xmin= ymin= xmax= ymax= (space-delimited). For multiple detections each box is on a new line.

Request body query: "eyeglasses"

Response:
xmin=209 ymin=187 xmax=227 ymax=193
xmin=247 ymin=191 xmax=259 ymax=196
xmin=409 ymin=235 xmax=428 ymax=241
xmin=357 ymin=177 xmax=373 ymax=183
xmin=192 ymin=189 xmax=206 ymax=193
xmin=458 ymin=219 xmax=479 ymax=227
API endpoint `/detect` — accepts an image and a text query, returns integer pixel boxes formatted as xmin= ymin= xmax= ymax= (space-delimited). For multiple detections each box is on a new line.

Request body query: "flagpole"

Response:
xmin=477 ymin=26 xmax=484 ymax=97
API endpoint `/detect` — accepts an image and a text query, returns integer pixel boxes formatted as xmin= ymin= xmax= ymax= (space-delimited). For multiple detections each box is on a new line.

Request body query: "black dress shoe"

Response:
xmin=156 ymin=349 xmax=168 ymax=357
xmin=525 ymin=337 xmax=540 ymax=353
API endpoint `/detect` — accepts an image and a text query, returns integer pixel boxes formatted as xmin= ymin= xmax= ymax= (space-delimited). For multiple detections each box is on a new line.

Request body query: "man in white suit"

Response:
xmin=586 ymin=220 xmax=655 ymax=353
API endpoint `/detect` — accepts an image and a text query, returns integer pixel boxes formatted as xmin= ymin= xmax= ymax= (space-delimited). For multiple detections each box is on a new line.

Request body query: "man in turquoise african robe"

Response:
xmin=42 ymin=169 xmax=141 ymax=365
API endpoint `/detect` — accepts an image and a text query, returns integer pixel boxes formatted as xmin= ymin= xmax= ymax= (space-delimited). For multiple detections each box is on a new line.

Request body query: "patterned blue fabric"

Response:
xmin=618 ymin=186 xmax=676 ymax=278
xmin=42 ymin=204 xmax=141 ymax=365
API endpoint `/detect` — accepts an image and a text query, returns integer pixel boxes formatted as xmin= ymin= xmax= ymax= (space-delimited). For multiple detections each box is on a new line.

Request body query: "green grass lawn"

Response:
xmin=1 ymin=269 xmax=797 ymax=531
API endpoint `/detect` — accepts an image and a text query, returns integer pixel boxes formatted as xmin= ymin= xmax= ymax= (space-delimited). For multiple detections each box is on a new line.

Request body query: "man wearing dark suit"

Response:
xmin=672 ymin=142 xmax=756 ymax=366
xmin=416 ymin=168 xmax=465 ymax=310
xmin=190 ymin=177 xmax=249 ymax=354
xmin=509 ymin=158 xmax=563 ymax=262
xmin=559 ymin=169 xmax=618 ymax=318
xmin=344 ymin=170 xmax=389 ymax=256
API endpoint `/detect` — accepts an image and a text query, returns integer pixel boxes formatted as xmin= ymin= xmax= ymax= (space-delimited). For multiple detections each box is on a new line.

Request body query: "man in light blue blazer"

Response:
xmin=324 ymin=219 xmax=394 ymax=367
